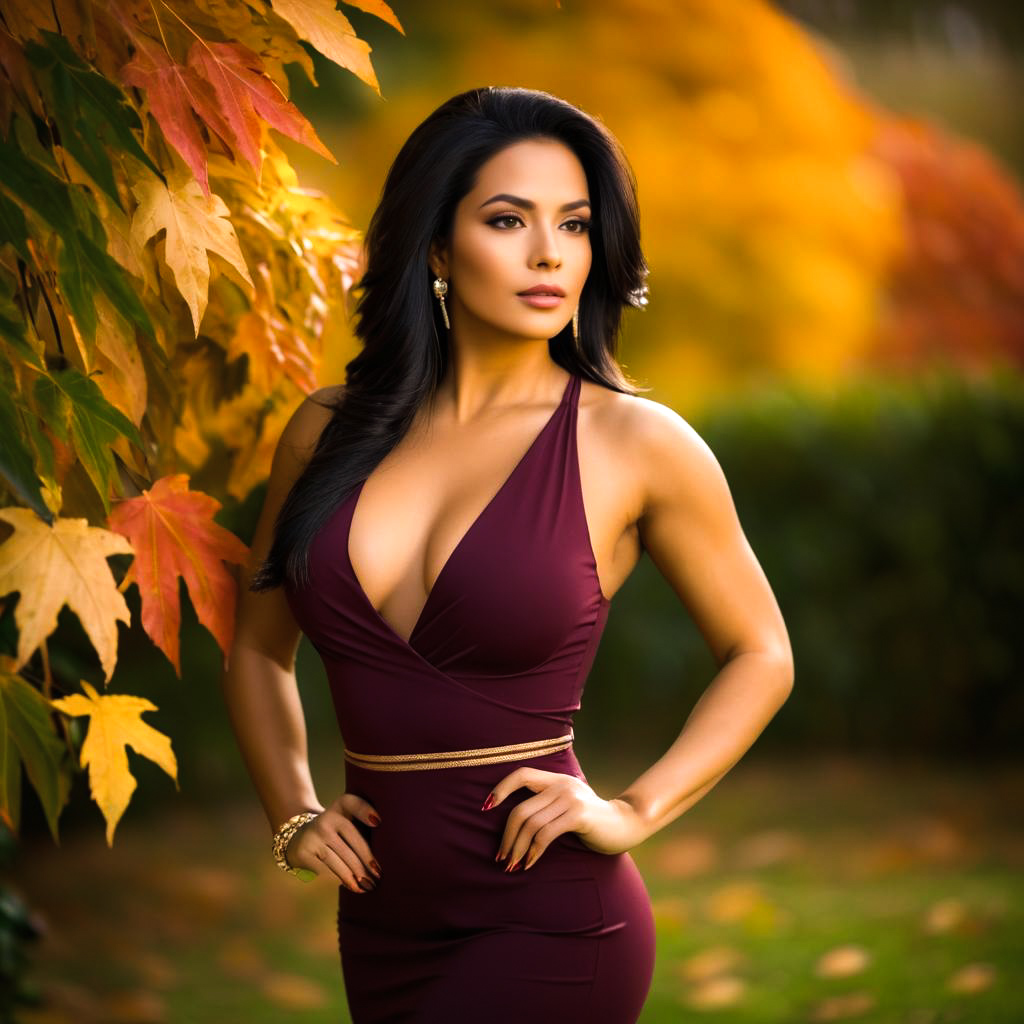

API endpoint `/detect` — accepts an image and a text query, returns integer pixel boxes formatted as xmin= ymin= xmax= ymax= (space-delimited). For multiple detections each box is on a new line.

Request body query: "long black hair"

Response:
xmin=250 ymin=85 xmax=650 ymax=593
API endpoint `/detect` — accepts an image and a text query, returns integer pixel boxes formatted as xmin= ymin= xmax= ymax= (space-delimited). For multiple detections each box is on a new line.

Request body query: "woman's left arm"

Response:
xmin=608 ymin=399 xmax=795 ymax=842
xmin=488 ymin=399 xmax=794 ymax=868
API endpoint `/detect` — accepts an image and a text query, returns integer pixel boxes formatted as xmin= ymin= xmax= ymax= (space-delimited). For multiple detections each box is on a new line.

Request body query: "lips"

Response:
xmin=518 ymin=285 xmax=565 ymax=297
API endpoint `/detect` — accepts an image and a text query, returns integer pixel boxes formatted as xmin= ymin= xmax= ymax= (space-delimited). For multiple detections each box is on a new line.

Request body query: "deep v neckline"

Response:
xmin=344 ymin=372 xmax=576 ymax=649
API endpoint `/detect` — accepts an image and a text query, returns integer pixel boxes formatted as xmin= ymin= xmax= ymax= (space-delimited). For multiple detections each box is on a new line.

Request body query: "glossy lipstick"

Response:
xmin=517 ymin=285 xmax=565 ymax=309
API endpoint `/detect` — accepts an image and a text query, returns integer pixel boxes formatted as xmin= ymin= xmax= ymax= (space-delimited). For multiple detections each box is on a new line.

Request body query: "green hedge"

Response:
xmin=583 ymin=367 xmax=1024 ymax=759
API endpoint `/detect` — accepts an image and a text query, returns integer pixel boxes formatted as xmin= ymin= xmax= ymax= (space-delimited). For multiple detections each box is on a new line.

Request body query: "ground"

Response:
xmin=8 ymin=753 xmax=1022 ymax=1024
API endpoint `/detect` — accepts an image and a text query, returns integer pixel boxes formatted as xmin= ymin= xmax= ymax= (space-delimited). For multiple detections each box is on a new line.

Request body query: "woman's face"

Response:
xmin=430 ymin=138 xmax=592 ymax=344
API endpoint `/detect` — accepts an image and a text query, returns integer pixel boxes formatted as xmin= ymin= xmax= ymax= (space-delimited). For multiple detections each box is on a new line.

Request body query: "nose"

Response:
xmin=530 ymin=224 xmax=562 ymax=270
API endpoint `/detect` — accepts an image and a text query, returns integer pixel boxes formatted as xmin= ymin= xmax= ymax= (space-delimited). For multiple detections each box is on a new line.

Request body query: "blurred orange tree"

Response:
xmin=0 ymin=0 xmax=402 ymax=845
xmin=301 ymin=0 xmax=907 ymax=407
xmin=305 ymin=0 xmax=1024 ymax=410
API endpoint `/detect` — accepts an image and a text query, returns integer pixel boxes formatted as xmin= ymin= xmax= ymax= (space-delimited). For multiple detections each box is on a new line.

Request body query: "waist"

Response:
xmin=344 ymin=729 xmax=575 ymax=772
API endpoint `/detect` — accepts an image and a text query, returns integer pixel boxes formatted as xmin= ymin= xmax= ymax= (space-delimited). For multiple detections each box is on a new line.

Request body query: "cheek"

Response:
xmin=454 ymin=233 xmax=516 ymax=294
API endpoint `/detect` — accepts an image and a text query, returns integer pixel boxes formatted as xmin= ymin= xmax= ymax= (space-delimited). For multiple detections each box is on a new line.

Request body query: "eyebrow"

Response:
xmin=479 ymin=193 xmax=591 ymax=213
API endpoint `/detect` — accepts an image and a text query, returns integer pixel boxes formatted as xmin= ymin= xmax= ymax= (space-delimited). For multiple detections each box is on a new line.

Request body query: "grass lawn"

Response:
xmin=6 ymin=753 xmax=1021 ymax=1023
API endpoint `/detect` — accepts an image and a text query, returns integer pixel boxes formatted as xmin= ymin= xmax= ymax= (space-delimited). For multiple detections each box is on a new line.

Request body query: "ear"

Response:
xmin=428 ymin=238 xmax=449 ymax=280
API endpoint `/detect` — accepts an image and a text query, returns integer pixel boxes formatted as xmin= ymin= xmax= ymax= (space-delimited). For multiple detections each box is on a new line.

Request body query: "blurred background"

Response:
xmin=8 ymin=1 xmax=1022 ymax=1021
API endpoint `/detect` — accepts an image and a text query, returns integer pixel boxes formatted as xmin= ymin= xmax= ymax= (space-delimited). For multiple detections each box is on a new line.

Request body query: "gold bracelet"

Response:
xmin=272 ymin=811 xmax=320 ymax=880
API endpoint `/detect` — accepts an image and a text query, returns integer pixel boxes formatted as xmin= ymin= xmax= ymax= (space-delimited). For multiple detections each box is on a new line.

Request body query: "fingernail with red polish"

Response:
xmin=481 ymin=794 xmax=494 ymax=811
xmin=368 ymin=813 xmax=382 ymax=826
xmin=506 ymin=858 xmax=520 ymax=873
xmin=369 ymin=860 xmax=382 ymax=877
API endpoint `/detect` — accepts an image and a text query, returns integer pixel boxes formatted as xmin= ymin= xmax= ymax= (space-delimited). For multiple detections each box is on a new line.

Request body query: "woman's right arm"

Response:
xmin=221 ymin=388 xmax=381 ymax=891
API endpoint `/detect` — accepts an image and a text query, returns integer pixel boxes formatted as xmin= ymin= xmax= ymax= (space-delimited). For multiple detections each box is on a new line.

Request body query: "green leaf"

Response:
xmin=0 ymin=125 xmax=75 ymax=230
xmin=33 ymin=368 xmax=143 ymax=513
xmin=24 ymin=32 xmax=163 ymax=206
xmin=0 ymin=274 xmax=44 ymax=371
xmin=0 ymin=668 xmax=69 ymax=842
xmin=0 ymin=123 xmax=154 ymax=347
xmin=58 ymin=228 xmax=155 ymax=345
xmin=0 ymin=391 xmax=50 ymax=522
xmin=0 ymin=190 xmax=31 ymax=263
xmin=0 ymin=349 xmax=51 ymax=521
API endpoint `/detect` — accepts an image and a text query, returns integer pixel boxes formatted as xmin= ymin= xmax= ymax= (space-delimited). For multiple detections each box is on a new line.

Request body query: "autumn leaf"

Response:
xmin=0 ymin=508 xmax=134 ymax=681
xmin=0 ymin=665 xmax=70 ymax=840
xmin=32 ymin=367 xmax=144 ymax=514
xmin=341 ymin=0 xmax=405 ymax=36
xmin=107 ymin=475 xmax=249 ymax=675
xmin=50 ymin=679 xmax=178 ymax=845
xmin=120 ymin=32 xmax=235 ymax=198
xmin=188 ymin=40 xmax=335 ymax=173
xmin=228 ymin=261 xmax=318 ymax=394
xmin=62 ymin=289 xmax=148 ymax=430
xmin=25 ymin=31 xmax=163 ymax=206
xmin=270 ymin=0 xmax=382 ymax=94
xmin=130 ymin=166 xmax=254 ymax=335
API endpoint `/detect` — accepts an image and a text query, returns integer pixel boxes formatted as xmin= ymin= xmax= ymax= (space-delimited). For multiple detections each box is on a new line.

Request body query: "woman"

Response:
xmin=223 ymin=86 xmax=794 ymax=1023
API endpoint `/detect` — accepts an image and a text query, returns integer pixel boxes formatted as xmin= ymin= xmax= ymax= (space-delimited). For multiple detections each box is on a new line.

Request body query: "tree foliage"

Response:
xmin=0 ymin=0 xmax=402 ymax=844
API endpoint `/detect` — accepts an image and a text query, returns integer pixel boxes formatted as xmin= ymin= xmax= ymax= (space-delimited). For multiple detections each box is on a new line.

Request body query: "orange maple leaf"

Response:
xmin=107 ymin=475 xmax=249 ymax=676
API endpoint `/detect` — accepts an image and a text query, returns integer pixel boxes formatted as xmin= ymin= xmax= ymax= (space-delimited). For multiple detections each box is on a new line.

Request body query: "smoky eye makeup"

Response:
xmin=486 ymin=213 xmax=592 ymax=232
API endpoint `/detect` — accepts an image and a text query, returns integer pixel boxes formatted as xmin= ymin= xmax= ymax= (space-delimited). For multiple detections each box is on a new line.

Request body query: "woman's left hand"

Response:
xmin=484 ymin=767 xmax=649 ymax=871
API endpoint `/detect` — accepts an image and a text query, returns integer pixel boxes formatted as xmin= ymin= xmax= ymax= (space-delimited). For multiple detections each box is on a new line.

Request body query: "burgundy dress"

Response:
xmin=284 ymin=371 xmax=656 ymax=1023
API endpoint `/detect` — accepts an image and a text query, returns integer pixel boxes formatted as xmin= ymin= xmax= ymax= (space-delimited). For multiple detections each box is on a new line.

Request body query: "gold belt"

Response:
xmin=344 ymin=729 xmax=574 ymax=772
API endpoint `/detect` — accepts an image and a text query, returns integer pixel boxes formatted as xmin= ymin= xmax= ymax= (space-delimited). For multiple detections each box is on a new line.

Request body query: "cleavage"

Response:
xmin=346 ymin=384 xmax=567 ymax=645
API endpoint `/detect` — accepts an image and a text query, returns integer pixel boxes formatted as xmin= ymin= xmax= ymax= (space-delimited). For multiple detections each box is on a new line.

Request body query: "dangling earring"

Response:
xmin=433 ymin=276 xmax=450 ymax=329
xmin=572 ymin=305 xmax=579 ymax=344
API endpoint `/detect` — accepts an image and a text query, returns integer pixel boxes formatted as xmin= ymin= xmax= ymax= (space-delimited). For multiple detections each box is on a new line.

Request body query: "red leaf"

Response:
xmin=188 ymin=41 xmax=336 ymax=168
xmin=120 ymin=35 xmax=235 ymax=197
xmin=107 ymin=475 xmax=249 ymax=675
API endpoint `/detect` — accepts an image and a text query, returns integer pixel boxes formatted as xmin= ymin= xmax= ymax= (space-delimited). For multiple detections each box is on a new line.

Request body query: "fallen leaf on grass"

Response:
xmin=815 ymin=944 xmax=872 ymax=978
xmin=684 ymin=974 xmax=746 ymax=1009
xmin=677 ymin=944 xmax=745 ymax=982
xmin=704 ymin=880 xmax=763 ymax=923
xmin=946 ymin=962 xmax=996 ymax=994
xmin=921 ymin=897 xmax=968 ymax=935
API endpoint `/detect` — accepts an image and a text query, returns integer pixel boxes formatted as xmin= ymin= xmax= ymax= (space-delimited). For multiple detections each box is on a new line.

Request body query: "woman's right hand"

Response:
xmin=286 ymin=792 xmax=383 ymax=892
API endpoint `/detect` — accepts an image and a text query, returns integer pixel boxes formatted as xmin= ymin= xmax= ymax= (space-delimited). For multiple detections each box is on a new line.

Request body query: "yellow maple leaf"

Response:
xmin=130 ymin=166 xmax=254 ymax=335
xmin=0 ymin=508 xmax=134 ymax=681
xmin=270 ymin=0 xmax=389 ymax=95
xmin=50 ymin=680 xmax=178 ymax=846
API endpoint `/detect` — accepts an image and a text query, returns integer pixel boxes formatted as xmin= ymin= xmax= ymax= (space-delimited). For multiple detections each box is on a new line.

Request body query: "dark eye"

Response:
xmin=565 ymin=219 xmax=592 ymax=233
xmin=489 ymin=214 xmax=523 ymax=228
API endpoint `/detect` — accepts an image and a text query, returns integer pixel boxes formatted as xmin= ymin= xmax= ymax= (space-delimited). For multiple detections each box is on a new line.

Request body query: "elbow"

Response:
xmin=760 ymin=644 xmax=794 ymax=702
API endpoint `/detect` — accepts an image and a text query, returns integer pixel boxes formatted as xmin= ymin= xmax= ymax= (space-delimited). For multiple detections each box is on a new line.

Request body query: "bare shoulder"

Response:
xmin=272 ymin=387 xmax=344 ymax=479
xmin=579 ymin=379 xmax=726 ymax=518
xmin=275 ymin=384 xmax=342 ymax=464
xmin=252 ymin=384 xmax=343 ymax=561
